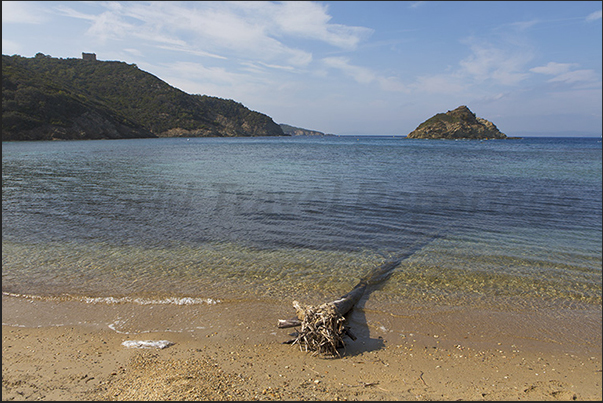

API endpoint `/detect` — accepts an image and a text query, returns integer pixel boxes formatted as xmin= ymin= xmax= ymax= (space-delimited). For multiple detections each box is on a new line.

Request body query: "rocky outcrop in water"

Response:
xmin=407 ymin=105 xmax=507 ymax=139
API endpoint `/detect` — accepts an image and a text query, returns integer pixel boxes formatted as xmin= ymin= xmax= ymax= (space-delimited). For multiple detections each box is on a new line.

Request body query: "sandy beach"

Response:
xmin=2 ymin=295 xmax=601 ymax=401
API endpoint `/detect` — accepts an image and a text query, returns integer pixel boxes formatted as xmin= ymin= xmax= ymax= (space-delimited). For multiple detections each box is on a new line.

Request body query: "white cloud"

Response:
xmin=478 ymin=92 xmax=506 ymax=102
xmin=409 ymin=2 xmax=426 ymax=9
xmin=54 ymin=4 xmax=148 ymax=45
xmin=155 ymin=45 xmax=227 ymax=60
xmin=458 ymin=41 xmax=531 ymax=86
xmin=53 ymin=1 xmax=369 ymax=69
xmin=321 ymin=57 xmax=410 ymax=93
xmin=404 ymin=35 xmax=537 ymax=97
xmin=53 ymin=4 xmax=95 ymax=21
xmin=136 ymin=60 xmax=260 ymax=102
xmin=530 ymin=62 xmax=601 ymax=88
xmin=147 ymin=58 xmax=289 ymax=100
xmin=256 ymin=62 xmax=296 ymax=72
xmin=530 ymin=62 xmax=578 ymax=75
xmin=2 ymin=1 xmax=48 ymax=24
xmin=322 ymin=57 xmax=375 ymax=84
xmin=548 ymin=69 xmax=600 ymax=85
xmin=87 ymin=11 xmax=142 ymax=44
xmin=507 ymin=19 xmax=540 ymax=31
xmin=159 ymin=61 xmax=245 ymax=86
xmin=586 ymin=10 xmax=602 ymax=22
xmin=123 ymin=48 xmax=143 ymax=57
xmin=264 ymin=1 xmax=373 ymax=49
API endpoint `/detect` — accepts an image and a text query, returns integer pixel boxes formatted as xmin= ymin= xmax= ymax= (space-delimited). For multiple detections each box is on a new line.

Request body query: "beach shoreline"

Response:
xmin=3 ymin=296 xmax=601 ymax=401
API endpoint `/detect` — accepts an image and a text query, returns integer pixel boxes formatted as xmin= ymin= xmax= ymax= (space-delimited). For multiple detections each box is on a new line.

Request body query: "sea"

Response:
xmin=2 ymin=135 xmax=601 ymax=349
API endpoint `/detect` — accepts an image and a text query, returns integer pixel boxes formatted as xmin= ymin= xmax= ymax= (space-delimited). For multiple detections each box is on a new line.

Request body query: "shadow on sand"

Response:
xmin=279 ymin=233 xmax=444 ymax=358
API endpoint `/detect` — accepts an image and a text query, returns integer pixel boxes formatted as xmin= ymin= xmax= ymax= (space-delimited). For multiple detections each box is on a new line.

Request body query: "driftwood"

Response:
xmin=278 ymin=234 xmax=444 ymax=357
xmin=277 ymin=259 xmax=402 ymax=357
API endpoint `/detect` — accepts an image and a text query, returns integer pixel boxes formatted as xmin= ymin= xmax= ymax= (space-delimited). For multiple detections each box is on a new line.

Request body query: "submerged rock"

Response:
xmin=407 ymin=105 xmax=507 ymax=139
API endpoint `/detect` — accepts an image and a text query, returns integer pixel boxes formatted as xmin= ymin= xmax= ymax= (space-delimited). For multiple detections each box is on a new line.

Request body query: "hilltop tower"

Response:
xmin=82 ymin=52 xmax=96 ymax=61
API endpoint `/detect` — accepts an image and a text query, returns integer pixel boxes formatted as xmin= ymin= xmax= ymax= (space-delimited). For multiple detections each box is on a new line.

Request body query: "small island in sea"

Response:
xmin=407 ymin=105 xmax=512 ymax=140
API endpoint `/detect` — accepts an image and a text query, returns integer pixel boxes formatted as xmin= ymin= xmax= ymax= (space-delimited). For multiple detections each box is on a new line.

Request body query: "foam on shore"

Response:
xmin=2 ymin=291 xmax=220 ymax=306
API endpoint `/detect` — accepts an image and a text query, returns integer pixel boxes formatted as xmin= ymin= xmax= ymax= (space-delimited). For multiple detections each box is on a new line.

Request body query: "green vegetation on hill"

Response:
xmin=2 ymin=53 xmax=285 ymax=141
xmin=416 ymin=112 xmax=463 ymax=130
xmin=407 ymin=105 xmax=507 ymax=140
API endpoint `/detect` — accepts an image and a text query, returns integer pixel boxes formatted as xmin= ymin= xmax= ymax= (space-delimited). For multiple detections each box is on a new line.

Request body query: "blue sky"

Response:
xmin=2 ymin=1 xmax=602 ymax=136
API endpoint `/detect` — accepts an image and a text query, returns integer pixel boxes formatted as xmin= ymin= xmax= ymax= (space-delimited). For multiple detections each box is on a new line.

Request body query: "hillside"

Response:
xmin=2 ymin=53 xmax=285 ymax=141
xmin=407 ymin=105 xmax=507 ymax=139
xmin=279 ymin=123 xmax=331 ymax=136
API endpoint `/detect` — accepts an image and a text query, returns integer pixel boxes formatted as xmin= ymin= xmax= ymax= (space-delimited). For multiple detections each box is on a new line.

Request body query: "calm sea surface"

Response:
xmin=2 ymin=136 xmax=601 ymax=326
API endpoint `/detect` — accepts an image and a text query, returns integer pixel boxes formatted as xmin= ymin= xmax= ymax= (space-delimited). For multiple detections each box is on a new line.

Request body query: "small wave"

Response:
xmin=108 ymin=320 xmax=129 ymax=334
xmin=2 ymin=292 xmax=220 ymax=306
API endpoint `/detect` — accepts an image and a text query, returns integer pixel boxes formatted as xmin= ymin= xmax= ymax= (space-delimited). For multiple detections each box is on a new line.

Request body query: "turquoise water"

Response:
xmin=2 ymin=136 xmax=601 ymax=313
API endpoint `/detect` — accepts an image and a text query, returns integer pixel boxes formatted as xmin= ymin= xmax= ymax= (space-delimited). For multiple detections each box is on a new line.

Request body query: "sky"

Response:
xmin=2 ymin=1 xmax=602 ymax=136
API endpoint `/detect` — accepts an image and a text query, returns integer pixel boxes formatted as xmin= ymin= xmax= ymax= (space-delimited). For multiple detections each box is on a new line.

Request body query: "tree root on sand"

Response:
xmin=284 ymin=300 xmax=356 ymax=358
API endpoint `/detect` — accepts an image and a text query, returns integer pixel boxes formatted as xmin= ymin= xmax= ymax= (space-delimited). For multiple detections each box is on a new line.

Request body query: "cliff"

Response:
xmin=2 ymin=53 xmax=285 ymax=141
xmin=407 ymin=105 xmax=507 ymax=139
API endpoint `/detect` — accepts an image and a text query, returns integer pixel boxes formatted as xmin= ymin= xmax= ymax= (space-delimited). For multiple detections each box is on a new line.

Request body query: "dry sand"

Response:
xmin=2 ymin=297 xmax=602 ymax=401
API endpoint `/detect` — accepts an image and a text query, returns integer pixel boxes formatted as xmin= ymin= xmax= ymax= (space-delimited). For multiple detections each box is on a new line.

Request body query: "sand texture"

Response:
xmin=2 ymin=298 xmax=601 ymax=401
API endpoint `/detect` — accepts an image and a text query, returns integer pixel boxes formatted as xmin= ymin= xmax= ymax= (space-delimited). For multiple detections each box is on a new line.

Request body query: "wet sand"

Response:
xmin=2 ymin=294 xmax=602 ymax=401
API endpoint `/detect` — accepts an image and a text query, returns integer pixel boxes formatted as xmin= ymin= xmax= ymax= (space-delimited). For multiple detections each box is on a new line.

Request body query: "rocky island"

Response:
xmin=407 ymin=105 xmax=507 ymax=139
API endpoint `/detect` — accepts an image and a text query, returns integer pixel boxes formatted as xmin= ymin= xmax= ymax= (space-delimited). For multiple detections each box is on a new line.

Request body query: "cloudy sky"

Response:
xmin=2 ymin=1 xmax=602 ymax=136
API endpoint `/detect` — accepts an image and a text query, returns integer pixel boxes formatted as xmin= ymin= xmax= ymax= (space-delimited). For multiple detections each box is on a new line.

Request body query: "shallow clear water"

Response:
xmin=2 ymin=136 xmax=601 ymax=313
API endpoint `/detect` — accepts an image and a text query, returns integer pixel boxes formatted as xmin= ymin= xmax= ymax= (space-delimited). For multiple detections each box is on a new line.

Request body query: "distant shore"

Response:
xmin=2 ymin=295 xmax=601 ymax=401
